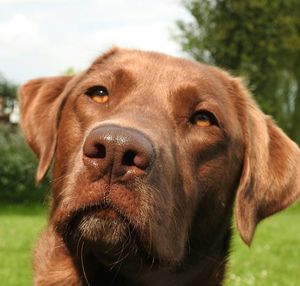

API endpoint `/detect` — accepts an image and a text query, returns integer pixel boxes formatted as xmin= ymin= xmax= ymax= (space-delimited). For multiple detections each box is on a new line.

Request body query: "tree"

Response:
xmin=175 ymin=0 xmax=300 ymax=143
xmin=0 ymin=74 xmax=17 ymax=117
xmin=63 ymin=67 xmax=76 ymax=76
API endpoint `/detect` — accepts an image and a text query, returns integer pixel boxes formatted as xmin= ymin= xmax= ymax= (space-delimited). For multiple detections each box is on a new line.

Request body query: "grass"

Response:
xmin=0 ymin=204 xmax=47 ymax=286
xmin=0 ymin=203 xmax=299 ymax=286
xmin=225 ymin=203 xmax=300 ymax=286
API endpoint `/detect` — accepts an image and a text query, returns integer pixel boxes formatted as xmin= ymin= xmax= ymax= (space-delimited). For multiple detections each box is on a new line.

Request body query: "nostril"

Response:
xmin=85 ymin=143 xmax=106 ymax=158
xmin=122 ymin=150 xmax=136 ymax=166
xmin=122 ymin=149 xmax=150 ymax=170
xmin=94 ymin=143 xmax=106 ymax=158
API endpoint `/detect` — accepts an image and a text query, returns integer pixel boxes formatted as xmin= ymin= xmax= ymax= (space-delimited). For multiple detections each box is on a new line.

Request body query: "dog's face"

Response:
xmin=19 ymin=48 xmax=300 ymax=270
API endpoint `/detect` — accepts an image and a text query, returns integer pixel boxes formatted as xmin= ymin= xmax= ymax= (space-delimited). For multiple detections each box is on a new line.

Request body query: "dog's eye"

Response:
xmin=85 ymin=86 xmax=109 ymax=104
xmin=190 ymin=110 xmax=217 ymax=127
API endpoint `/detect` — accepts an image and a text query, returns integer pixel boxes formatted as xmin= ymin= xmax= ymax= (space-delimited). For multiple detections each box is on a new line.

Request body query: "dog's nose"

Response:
xmin=83 ymin=125 xmax=155 ymax=182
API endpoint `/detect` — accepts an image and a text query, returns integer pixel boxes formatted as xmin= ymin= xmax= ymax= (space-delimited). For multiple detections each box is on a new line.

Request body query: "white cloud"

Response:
xmin=0 ymin=0 xmax=60 ymax=3
xmin=0 ymin=0 xmax=192 ymax=83
xmin=0 ymin=14 xmax=42 ymax=51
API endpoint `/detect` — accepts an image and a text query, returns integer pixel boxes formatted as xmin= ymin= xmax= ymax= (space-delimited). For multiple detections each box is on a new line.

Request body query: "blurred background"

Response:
xmin=0 ymin=0 xmax=299 ymax=285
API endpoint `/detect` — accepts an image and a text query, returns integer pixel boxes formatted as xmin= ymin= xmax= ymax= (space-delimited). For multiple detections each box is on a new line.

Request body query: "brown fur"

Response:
xmin=19 ymin=48 xmax=300 ymax=286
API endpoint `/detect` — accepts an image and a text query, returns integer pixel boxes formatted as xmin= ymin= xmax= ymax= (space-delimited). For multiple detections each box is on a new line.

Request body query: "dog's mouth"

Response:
xmin=57 ymin=200 xmax=147 ymax=250
xmin=56 ymin=200 xmax=161 ymax=268
xmin=79 ymin=201 xmax=123 ymax=221
xmin=59 ymin=201 xmax=125 ymax=232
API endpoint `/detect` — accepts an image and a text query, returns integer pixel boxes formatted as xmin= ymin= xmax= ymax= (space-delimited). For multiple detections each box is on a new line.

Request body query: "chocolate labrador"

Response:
xmin=19 ymin=48 xmax=300 ymax=286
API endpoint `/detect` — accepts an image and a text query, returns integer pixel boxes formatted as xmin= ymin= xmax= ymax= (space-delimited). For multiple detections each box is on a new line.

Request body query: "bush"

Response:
xmin=0 ymin=123 xmax=50 ymax=203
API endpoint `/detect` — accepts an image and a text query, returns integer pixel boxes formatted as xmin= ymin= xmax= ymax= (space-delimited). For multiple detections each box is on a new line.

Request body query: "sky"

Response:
xmin=0 ymin=0 xmax=192 ymax=84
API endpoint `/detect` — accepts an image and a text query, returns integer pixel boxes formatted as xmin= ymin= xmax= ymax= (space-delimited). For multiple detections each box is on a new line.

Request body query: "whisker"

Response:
xmin=76 ymin=234 xmax=84 ymax=257
xmin=80 ymin=241 xmax=91 ymax=286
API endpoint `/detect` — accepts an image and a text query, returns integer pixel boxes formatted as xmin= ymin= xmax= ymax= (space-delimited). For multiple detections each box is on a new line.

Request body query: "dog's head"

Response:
xmin=19 ymin=48 xmax=300 ymax=268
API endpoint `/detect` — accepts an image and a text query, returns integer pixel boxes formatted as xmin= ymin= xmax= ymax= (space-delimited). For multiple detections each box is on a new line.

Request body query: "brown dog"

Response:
xmin=19 ymin=48 xmax=300 ymax=286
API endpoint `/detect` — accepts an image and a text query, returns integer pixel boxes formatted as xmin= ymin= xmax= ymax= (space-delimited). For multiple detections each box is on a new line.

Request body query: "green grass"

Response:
xmin=0 ymin=204 xmax=299 ymax=286
xmin=225 ymin=203 xmax=300 ymax=286
xmin=0 ymin=205 xmax=47 ymax=286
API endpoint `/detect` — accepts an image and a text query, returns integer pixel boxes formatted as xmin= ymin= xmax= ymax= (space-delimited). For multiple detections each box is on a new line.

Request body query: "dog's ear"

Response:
xmin=19 ymin=76 xmax=73 ymax=183
xmin=232 ymin=79 xmax=300 ymax=245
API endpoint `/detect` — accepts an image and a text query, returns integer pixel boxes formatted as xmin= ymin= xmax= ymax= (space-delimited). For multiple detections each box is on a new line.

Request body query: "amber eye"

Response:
xmin=190 ymin=111 xmax=217 ymax=127
xmin=85 ymin=85 xmax=109 ymax=103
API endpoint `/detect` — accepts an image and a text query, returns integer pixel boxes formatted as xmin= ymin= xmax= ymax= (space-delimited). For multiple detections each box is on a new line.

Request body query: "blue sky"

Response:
xmin=0 ymin=0 xmax=192 ymax=83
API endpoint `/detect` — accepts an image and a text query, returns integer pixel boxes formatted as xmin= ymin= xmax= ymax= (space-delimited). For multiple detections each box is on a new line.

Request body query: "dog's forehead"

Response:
xmin=90 ymin=48 xmax=212 ymax=82
xmin=87 ymin=49 xmax=233 ymax=104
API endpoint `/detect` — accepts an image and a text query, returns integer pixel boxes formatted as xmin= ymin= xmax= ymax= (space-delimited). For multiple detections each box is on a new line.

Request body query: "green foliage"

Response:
xmin=175 ymin=0 xmax=300 ymax=143
xmin=0 ymin=124 xmax=50 ymax=203
xmin=0 ymin=74 xmax=17 ymax=112
xmin=63 ymin=67 xmax=76 ymax=76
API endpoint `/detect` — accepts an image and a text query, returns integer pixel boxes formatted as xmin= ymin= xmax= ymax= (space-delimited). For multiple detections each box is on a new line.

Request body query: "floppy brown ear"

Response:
xmin=19 ymin=76 xmax=73 ymax=183
xmin=232 ymin=79 xmax=300 ymax=245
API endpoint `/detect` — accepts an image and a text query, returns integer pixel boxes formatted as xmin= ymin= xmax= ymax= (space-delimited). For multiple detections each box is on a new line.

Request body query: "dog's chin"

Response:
xmin=77 ymin=210 xmax=128 ymax=246
xmin=58 ymin=205 xmax=178 ymax=270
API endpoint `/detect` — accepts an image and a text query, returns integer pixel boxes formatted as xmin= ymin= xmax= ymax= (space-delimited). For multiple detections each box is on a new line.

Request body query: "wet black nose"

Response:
xmin=83 ymin=125 xmax=155 ymax=182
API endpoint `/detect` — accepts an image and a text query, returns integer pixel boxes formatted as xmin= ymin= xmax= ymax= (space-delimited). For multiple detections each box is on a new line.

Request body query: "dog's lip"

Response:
xmin=74 ymin=200 xmax=125 ymax=220
xmin=56 ymin=200 xmax=125 ymax=231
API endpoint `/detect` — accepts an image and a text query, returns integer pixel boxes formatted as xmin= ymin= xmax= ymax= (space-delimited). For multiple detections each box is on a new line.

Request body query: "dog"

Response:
xmin=19 ymin=48 xmax=300 ymax=286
